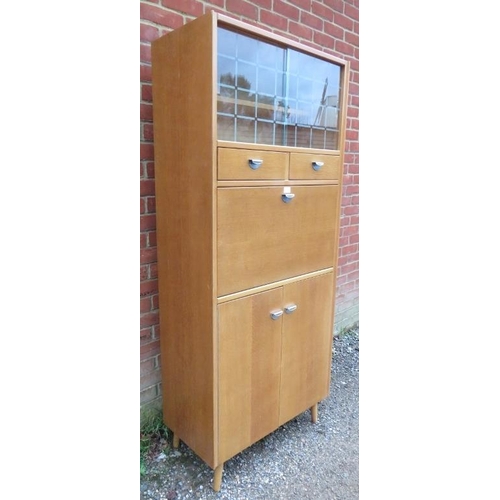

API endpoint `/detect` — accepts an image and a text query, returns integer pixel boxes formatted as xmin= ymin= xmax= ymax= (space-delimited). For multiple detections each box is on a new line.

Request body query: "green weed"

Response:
xmin=140 ymin=407 xmax=169 ymax=476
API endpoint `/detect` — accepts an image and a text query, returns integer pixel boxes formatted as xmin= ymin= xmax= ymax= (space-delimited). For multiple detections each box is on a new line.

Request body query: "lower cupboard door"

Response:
xmin=218 ymin=287 xmax=283 ymax=463
xmin=279 ymin=272 xmax=335 ymax=425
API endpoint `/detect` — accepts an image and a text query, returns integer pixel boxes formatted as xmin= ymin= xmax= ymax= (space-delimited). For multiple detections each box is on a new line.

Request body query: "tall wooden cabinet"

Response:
xmin=151 ymin=11 xmax=349 ymax=491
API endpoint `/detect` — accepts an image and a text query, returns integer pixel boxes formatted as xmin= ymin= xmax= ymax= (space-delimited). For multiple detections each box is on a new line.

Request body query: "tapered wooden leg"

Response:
xmin=311 ymin=403 xmax=318 ymax=423
xmin=172 ymin=433 xmax=180 ymax=449
xmin=213 ymin=463 xmax=224 ymax=492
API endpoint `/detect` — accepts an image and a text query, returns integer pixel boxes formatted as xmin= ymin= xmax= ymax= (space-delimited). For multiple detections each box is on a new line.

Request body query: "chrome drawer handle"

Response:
xmin=248 ymin=158 xmax=263 ymax=170
xmin=312 ymin=161 xmax=324 ymax=171
xmin=270 ymin=309 xmax=283 ymax=320
xmin=281 ymin=193 xmax=295 ymax=203
xmin=284 ymin=304 xmax=297 ymax=314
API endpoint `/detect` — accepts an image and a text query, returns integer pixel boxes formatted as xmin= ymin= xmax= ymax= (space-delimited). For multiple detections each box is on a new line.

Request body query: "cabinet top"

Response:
xmin=152 ymin=11 xmax=350 ymax=152
xmin=215 ymin=12 xmax=348 ymax=68
xmin=154 ymin=11 xmax=349 ymax=67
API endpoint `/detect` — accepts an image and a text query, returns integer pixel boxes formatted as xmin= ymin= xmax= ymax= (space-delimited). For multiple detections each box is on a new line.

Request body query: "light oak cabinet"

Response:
xmin=152 ymin=11 xmax=349 ymax=491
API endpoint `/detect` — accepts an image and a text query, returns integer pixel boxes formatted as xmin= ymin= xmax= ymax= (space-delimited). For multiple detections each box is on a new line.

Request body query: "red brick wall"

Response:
xmin=140 ymin=0 xmax=359 ymax=408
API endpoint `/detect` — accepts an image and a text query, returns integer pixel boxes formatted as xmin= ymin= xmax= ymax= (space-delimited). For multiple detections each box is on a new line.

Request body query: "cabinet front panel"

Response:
xmin=218 ymin=148 xmax=289 ymax=180
xmin=217 ymin=185 xmax=339 ymax=296
xmin=289 ymin=153 xmax=341 ymax=180
xmin=279 ymin=273 xmax=334 ymax=425
xmin=218 ymin=287 xmax=283 ymax=462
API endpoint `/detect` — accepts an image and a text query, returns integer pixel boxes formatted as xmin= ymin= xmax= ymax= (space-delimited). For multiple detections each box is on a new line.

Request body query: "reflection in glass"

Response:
xmin=311 ymin=127 xmax=326 ymax=150
xmin=236 ymin=117 xmax=255 ymax=143
xmin=218 ymin=115 xmax=235 ymax=142
xmin=256 ymin=94 xmax=275 ymax=120
xmin=237 ymin=34 xmax=258 ymax=64
xmin=217 ymin=27 xmax=342 ymax=149
xmin=259 ymin=67 xmax=276 ymax=95
xmin=296 ymin=125 xmax=311 ymax=148
xmin=257 ymin=121 xmax=274 ymax=145
xmin=218 ymin=28 xmax=237 ymax=58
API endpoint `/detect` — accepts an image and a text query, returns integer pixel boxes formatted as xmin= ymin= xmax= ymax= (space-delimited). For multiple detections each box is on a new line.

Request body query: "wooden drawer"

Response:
xmin=217 ymin=185 xmax=339 ymax=296
xmin=289 ymin=153 xmax=341 ymax=180
xmin=218 ymin=148 xmax=289 ymax=180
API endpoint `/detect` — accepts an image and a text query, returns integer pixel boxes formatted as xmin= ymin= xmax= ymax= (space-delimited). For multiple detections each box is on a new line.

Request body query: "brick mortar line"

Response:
xmin=140 ymin=6 xmax=359 ymax=37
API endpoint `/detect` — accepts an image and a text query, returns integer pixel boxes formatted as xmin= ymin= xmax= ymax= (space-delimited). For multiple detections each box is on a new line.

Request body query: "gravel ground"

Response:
xmin=140 ymin=328 xmax=359 ymax=500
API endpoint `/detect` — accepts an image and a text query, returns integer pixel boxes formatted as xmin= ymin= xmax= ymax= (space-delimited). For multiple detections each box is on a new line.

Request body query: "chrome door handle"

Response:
xmin=270 ymin=309 xmax=283 ymax=320
xmin=281 ymin=193 xmax=295 ymax=203
xmin=248 ymin=159 xmax=263 ymax=170
xmin=284 ymin=304 xmax=297 ymax=314
xmin=312 ymin=161 xmax=324 ymax=171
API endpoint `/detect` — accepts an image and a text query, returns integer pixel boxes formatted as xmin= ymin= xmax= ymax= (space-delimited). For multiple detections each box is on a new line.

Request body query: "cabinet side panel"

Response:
xmin=152 ymin=14 xmax=216 ymax=467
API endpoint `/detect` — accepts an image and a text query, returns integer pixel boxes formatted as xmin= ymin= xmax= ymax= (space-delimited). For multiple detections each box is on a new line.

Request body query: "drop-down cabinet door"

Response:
xmin=218 ymin=287 xmax=284 ymax=463
xmin=218 ymin=185 xmax=339 ymax=296
xmin=279 ymin=272 xmax=335 ymax=425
